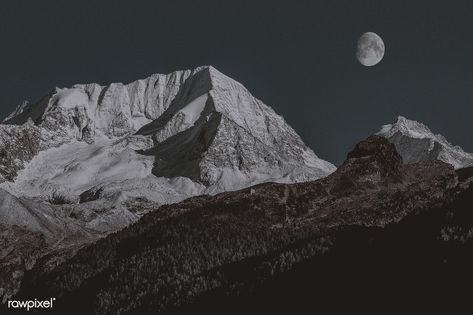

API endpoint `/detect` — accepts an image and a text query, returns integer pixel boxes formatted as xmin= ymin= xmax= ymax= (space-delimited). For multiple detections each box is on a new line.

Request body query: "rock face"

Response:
xmin=377 ymin=116 xmax=473 ymax=169
xmin=0 ymin=123 xmax=40 ymax=182
xmin=12 ymin=136 xmax=472 ymax=315
xmin=0 ymin=223 xmax=46 ymax=305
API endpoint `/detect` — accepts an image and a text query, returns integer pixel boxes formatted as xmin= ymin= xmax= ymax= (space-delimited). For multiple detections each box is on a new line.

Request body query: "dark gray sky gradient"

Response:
xmin=1 ymin=0 xmax=472 ymax=165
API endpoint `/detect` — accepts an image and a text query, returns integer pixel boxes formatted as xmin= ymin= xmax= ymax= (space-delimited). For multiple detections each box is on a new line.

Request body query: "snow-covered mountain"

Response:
xmin=377 ymin=116 xmax=473 ymax=169
xmin=0 ymin=67 xmax=336 ymax=301
xmin=0 ymin=66 xmax=335 ymax=233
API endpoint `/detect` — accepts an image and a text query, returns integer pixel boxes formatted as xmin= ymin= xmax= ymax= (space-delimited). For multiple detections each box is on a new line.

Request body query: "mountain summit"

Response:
xmin=0 ymin=66 xmax=335 ymax=230
xmin=377 ymin=116 xmax=473 ymax=169
xmin=135 ymin=66 xmax=335 ymax=188
xmin=0 ymin=66 xmax=335 ymax=202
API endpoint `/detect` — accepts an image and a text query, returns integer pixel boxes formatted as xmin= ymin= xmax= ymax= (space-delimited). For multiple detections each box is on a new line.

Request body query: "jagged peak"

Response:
xmin=132 ymin=66 xmax=301 ymax=155
xmin=378 ymin=116 xmax=463 ymax=151
xmin=67 ymin=65 xmax=228 ymax=92
xmin=2 ymin=66 xmax=249 ymax=127
xmin=377 ymin=116 xmax=473 ymax=170
xmin=378 ymin=116 xmax=435 ymax=140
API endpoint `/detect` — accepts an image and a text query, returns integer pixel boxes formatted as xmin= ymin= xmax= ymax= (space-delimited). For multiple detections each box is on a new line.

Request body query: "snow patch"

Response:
xmin=50 ymin=88 xmax=90 ymax=109
xmin=177 ymin=94 xmax=208 ymax=126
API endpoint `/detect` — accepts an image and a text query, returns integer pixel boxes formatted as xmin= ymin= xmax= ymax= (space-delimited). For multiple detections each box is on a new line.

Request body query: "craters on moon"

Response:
xmin=356 ymin=32 xmax=385 ymax=66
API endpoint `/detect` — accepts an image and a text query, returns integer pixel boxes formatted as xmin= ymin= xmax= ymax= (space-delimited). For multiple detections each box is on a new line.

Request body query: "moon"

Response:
xmin=356 ymin=32 xmax=385 ymax=66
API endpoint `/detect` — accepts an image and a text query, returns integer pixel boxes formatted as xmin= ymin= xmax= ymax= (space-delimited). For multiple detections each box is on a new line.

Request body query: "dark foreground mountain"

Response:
xmin=5 ymin=136 xmax=472 ymax=314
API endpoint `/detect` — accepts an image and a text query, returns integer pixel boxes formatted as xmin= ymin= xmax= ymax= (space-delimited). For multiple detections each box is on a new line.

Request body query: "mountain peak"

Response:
xmin=133 ymin=66 xmax=335 ymax=186
xmin=377 ymin=116 xmax=473 ymax=169
xmin=379 ymin=116 xmax=435 ymax=140
xmin=0 ymin=66 xmax=335 ymax=203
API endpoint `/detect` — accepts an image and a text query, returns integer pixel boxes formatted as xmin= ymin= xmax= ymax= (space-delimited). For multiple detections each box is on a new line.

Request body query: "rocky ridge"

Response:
xmin=10 ymin=136 xmax=472 ymax=314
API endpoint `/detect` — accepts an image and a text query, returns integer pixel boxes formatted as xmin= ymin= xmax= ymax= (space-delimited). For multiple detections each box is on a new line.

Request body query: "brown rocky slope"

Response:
xmin=7 ymin=136 xmax=473 ymax=314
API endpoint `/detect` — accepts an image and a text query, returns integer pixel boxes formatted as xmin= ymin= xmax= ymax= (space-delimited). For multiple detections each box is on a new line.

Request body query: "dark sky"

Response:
xmin=1 ymin=0 xmax=472 ymax=165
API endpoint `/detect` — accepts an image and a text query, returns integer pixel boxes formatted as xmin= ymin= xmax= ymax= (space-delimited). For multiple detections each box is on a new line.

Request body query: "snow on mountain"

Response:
xmin=377 ymin=116 xmax=473 ymax=169
xmin=137 ymin=66 xmax=335 ymax=190
xmin=2 ymin=68 xmax=199 ymax=146
xmin=0 ymin=69 xmax=197 ymax=182
xmin=0 ymin=66 xmax=335 ymax=239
